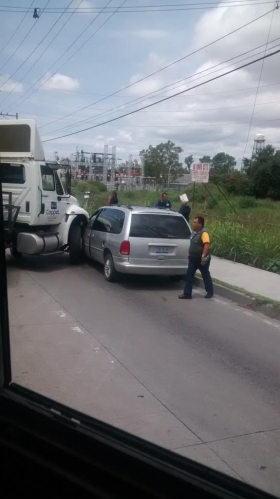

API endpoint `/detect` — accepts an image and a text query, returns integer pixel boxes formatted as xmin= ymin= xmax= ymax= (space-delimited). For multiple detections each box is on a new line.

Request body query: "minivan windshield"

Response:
xmin=130 ymin=214 xmax=191 ymax=239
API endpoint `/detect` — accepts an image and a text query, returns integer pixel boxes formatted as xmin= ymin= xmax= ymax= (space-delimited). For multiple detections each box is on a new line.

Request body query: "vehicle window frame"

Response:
xmin=0 ymin=163 xmax=25 ymax=185
xmin=54 ymin=171 xmax=64 ymax=196
xmin=101 ymin=208 xmax=125 ymax=235
xmin=88 ymin=209 xmax=101 ymax=230
xmin=92 ymin=208 xmax=111 ymax=233
xmin=40 ymin=165 xmax=55 ymax=192
xmin=0 ymin=181 xmax=275 ymax=499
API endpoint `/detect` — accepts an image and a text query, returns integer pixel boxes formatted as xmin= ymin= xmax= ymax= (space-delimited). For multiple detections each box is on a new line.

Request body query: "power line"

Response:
xmin=0 ymin=2 xmax=32 ymax=57
xmin=42 ymin=49 xmax=280 ymax=142
xmin=0 ymin=0 xmax=52 ymax=92
xmin=0 ymin=0 xmax=79 ymax=105
xmin=22 ymin=100 xmax=280 ymax=121
xmin=6 ymin=0 xmax=126 ymax=112
xmin=35 ymin=8 xmax=276 ymax=131
xmin=12 ymin=80 xmax=280 ymax=99
xmin=43 ymin=118 xmax=280 ymax=127
xmin=0 ymin=2 xmax=275 ymax=14
xmin=242 ymin=7 xmax=276 ymax=158
xmin=41 ymin=39 xmax=280 ymax=136
xmin=0 ymin=1 xmax=272 ymax=9
xmin=0 ymin=0 xmax=37 ymax=72
xmin=0 ymin=111 xmax=18 ymax=119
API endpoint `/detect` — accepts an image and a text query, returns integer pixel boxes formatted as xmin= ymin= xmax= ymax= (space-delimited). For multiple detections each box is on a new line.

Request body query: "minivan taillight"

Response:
xmin=120 ymin=240 xmax=130 ymax=255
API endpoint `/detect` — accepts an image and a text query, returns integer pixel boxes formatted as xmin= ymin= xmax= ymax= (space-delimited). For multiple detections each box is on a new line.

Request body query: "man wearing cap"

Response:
xmin=179 ymin=194 xmax=191 ymax=222
xmin=179 ymin=216 xmax=214 ymax=300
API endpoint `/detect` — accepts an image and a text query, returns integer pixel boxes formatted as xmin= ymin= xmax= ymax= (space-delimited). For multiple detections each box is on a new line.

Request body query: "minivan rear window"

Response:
xmin=130 ymin=214 xmax=191 ymax=239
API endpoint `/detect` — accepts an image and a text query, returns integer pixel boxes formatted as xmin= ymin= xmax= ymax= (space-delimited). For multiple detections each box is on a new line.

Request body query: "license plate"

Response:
xmin=155 ymin=247 xmax=169 ymax=254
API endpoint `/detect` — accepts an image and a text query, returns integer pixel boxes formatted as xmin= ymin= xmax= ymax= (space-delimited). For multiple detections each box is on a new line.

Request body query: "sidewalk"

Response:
xmin=207 ymin=256 xmax=280 ymax=303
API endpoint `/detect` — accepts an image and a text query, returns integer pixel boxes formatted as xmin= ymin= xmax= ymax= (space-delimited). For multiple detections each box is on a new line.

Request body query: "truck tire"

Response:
xmin=69 ymin=225 xmax=82 ymax=265
xmin=10 ymin=244 xmax=22 ymax=258
xmin=104 ymin=253 xmax=118 ymax=282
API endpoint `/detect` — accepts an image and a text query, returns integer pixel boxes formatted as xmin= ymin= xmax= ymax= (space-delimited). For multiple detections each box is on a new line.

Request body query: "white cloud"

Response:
xmin=0 ymin=75 xmax=23 ymax=93
xmin=36 ymin=1 xmax=280 ymax=162
xmin=42 ymin=73 xmax=80 ymax=92
xmin=133 ymin=29 xmax=169 ymax=40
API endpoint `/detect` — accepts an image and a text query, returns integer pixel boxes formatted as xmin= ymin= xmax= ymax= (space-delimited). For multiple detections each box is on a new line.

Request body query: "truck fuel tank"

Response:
xmin=17 ymin=232 xmax=60 ymax=255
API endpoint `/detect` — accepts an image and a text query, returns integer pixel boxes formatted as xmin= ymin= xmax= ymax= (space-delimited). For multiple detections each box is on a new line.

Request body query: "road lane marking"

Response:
xmin=71 ymin=326 xmax=84 ymax=334
xmin=56 ymin=310 xmax=67 ymax=318
xmin=263 ymin=319 xmax=280 ymax=330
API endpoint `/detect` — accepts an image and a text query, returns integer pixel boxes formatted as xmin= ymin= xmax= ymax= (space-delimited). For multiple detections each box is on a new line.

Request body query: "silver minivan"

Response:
xmin=83 ymin=206 xmax=191 ymax=281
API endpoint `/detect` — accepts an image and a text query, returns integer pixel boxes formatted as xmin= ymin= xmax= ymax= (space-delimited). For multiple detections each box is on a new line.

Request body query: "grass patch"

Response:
xmin=72 ymin=182 xmax=280 ymax=275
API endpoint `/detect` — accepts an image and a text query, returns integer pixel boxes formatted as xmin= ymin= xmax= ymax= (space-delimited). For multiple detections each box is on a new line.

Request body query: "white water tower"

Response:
xmin=252 ymin=133 xmax=265 ymax=156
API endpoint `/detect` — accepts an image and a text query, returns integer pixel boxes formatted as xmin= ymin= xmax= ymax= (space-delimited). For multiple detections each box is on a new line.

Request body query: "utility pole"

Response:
xmin=0 ymin=112 xmax=18 ymax=119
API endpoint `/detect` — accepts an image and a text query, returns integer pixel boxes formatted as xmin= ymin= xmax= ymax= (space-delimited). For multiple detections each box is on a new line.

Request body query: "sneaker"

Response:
xmin=178 ymin=294 xmax=192 ymax=299
xmin=205 ymin=293 xmax=213 ymax=299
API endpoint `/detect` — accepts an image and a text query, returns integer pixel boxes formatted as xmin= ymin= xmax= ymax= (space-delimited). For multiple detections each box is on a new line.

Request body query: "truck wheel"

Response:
xmin=104 ymin=253 xmax=118 ymax=282
xmin=10 ymin=244 xmax=22 ymax=258
xmin=69 ymin=225 xmax=82 ymax=265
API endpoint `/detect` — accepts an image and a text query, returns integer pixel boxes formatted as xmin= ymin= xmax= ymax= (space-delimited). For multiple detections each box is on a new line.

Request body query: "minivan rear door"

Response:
xmin=128 ymin=213 xmax=191 ymax=267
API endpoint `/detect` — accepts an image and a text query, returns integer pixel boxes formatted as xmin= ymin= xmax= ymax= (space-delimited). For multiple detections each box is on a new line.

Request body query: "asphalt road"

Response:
xmin=6 ymin=254 xmax=280 ymax=495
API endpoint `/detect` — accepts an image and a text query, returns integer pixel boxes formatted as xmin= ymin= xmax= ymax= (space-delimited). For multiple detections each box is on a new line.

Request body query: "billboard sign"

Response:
xmin=191 ymin=163 xmax=210 ymax=183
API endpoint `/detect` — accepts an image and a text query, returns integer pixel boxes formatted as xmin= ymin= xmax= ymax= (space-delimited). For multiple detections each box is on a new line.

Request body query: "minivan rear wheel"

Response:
xmin=104 ymin=253 xmax=118 ymax=282
xmin=169 ymin=275 xmax=183 ymax=282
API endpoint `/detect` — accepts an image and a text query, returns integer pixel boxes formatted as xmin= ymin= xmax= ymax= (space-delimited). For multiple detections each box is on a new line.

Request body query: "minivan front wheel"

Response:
xmin=104 ymin=253 xmax=118 ymax=282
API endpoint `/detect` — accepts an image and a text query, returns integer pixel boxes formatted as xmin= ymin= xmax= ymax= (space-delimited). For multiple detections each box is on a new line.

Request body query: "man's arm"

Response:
xmin=202 ymin=242 xmax=210 ymax=258
xmin=201 ymin=232 xmax=210 ymax=264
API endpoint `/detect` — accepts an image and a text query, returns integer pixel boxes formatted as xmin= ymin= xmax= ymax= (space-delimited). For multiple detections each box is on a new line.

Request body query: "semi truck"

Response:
xmin=0 ymin=119 xmax=89 ymax=264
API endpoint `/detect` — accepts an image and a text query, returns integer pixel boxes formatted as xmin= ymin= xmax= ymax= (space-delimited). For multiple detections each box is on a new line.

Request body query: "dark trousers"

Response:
xmin=184 ymin=258 xmax=214 ymax=296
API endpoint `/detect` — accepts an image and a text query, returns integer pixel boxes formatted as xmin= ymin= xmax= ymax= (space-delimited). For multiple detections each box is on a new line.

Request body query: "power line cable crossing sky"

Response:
xmin=0 ymin=0 xmax=279 ymax=161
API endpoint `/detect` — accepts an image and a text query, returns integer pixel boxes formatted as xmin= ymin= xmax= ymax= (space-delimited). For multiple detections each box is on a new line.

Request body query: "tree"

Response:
xmin=140 ymin=141 xmax=183 ymax=182
xmin=199 ymin=155 xmax=211 ymax=164
xmin=211 ymin=152 xmax=236 ymax=175
xmin=246 ymin=145 xmax=280 ymax=199
xmin=184 ymin=154 xmax=193 ymax=172
xmin=241 ymin=157 xmax=251 ymax=172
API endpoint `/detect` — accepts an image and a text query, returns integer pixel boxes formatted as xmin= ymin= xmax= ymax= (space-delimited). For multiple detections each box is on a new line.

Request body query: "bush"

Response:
xmin=71 ymin=180 xmax=107 ymax=193
xmin=238 ymin=197 xmax=257 ymax=209
xmin=207 ymin=198 xmax=218 ymax=209
xmin=211 ymin=172 xmax=252 ymax=196
xmin=208 ymin=219 xmax=280 ymax=274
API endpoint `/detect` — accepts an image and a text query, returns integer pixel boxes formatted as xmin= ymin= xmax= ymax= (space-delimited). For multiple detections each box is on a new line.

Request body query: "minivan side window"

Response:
xmin=93 ymin=209 xmax=125 ymax=234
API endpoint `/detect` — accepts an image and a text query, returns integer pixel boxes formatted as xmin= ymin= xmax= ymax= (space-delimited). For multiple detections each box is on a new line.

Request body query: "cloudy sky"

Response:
xmin=0 ymin=0 xmax=279 ymax=166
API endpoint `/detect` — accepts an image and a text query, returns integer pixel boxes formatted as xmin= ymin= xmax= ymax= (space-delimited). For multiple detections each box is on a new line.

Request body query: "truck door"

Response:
xmin=39 ymin=165 xmax=68 ymax=226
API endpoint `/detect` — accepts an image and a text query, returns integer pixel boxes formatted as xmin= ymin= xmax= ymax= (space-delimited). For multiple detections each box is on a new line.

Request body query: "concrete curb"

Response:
xmin=193 ymin=276 xmax=252 ymax=306
xmin=193 ymin=276 xmax=280 ymax=321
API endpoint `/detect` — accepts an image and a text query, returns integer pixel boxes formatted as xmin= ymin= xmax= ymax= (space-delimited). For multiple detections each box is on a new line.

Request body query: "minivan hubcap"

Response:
xmin=105 ymin=258 xmax=111 ymax=277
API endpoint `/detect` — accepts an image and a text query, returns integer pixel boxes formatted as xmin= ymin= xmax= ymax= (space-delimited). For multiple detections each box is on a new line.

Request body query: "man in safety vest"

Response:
xmin=179 ymin=216 xmax=214 ymax=299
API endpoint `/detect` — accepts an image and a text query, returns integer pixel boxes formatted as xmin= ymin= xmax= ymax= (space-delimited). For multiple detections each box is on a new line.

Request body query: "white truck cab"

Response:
xmin=0 ymin=119 xmax=89 ymax=264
